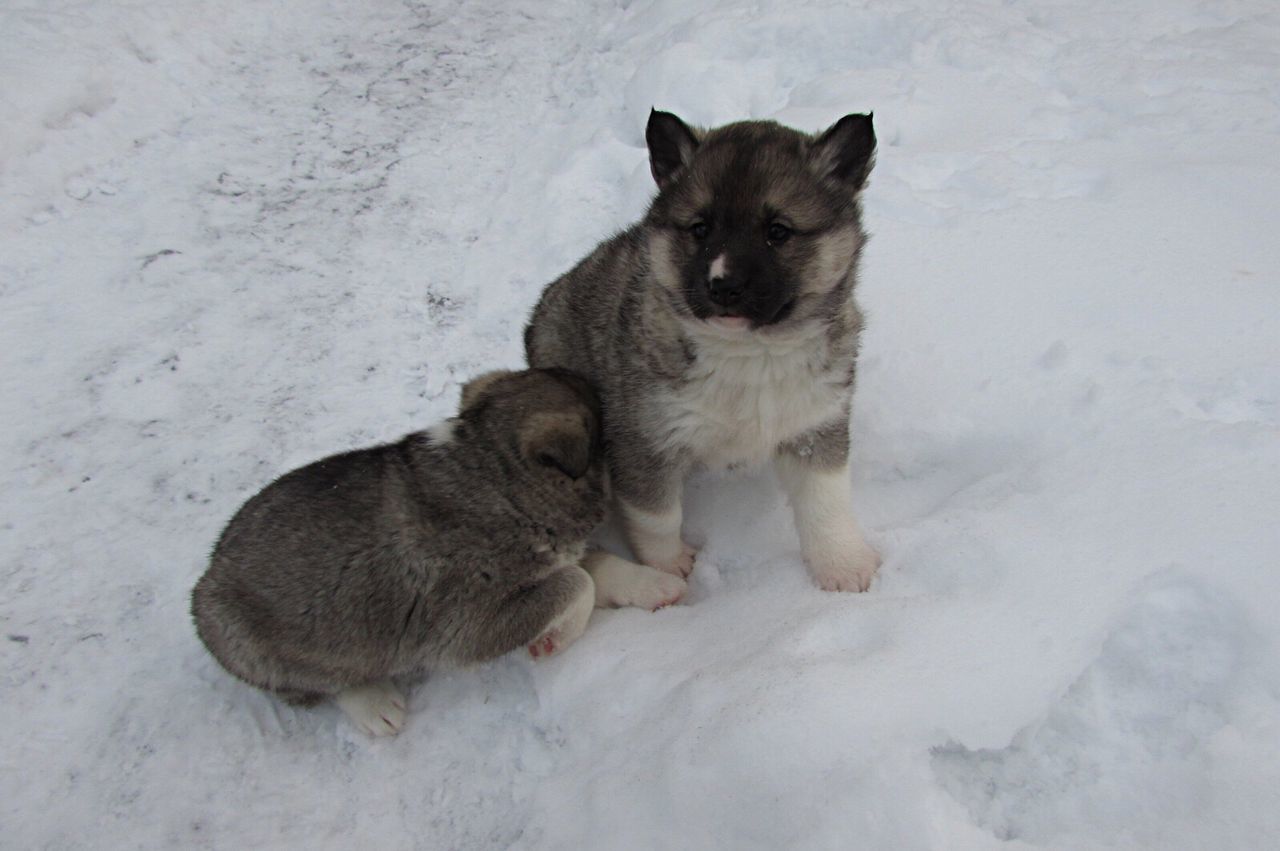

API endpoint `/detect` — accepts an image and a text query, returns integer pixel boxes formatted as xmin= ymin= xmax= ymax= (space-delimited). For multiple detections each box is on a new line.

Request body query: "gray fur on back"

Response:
xmin=191 ymin=368 xmax=604 ymax=705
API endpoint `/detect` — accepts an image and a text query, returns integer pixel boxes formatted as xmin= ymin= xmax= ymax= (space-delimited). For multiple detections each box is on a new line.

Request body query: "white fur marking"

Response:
xmin=775 ymin=457 xmax=879 ymax=592
xmin=426 ymin=419 xmax=456 ymax=445
xmin=709 ymin=253 xmax=728 ymax=281
xmin=707 ymin=316 xmax=751 ymax=332
xmin=619 ymin=499 xmax=691 ymax=575
xmin=653 ymin=326 xmax=849 ymax=469
xmin=334 ymin=680 xmax=407 ymax=737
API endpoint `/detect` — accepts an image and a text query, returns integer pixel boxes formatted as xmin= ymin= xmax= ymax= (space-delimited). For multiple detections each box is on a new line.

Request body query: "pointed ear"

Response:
xmin=459 ymin=370 xmax=516 ymax=410
xmin=520 ymin=414 xmax=592 ymax=480
xmin=646 ymin=109 xmax=700 ymax=189
xmin=810 ymin=113 xmax=876 ymax=191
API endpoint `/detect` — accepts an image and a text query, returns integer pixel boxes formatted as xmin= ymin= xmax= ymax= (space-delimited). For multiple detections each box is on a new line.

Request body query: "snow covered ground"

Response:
xmin=3 ymin=0 xmax=1279 ymax=846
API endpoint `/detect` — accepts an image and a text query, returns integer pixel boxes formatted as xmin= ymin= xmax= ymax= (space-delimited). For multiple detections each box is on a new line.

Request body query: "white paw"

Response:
xmin=529 ymin=573 xmax=595 ymax=659
xmin=645 ymin=541 xmax=698 ymax=578
xmin=620 ymin=500 xmax=695 ymax=578
xmin=807 ymin=537 xmax=881 ymax=593
xmin=619 ymin=566 xmax=687 ymax=611
xmin=590 ymin=553 xmax=687 ymax=611
xmin=334 ymin=680 xmax=407 ymax=737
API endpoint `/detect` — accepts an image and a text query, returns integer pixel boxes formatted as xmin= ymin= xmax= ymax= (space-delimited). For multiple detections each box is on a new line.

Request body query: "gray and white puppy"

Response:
xmin=526 ymin=111 xmax=881 ymax=593
xmin=192 ymin=368 xmax=671 ymax=737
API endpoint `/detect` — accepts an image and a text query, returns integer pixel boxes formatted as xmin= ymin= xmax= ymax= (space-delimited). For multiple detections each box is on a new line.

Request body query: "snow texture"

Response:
xmin=3 ymin=0 xmax=1279 ymax=848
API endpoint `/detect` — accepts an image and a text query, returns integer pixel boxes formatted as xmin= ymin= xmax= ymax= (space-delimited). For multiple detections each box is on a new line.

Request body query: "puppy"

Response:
xmin=192 ymin=368 xmax=679 ymax=737
xmin=526 ymin=110 xmax=881 ymax=592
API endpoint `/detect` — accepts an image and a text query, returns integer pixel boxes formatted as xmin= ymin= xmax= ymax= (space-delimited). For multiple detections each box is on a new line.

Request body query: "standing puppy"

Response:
xmin=192 ymin=369 xmax=663 ymax=737
xmin=526 ymin=111 xmax=880 ymax=592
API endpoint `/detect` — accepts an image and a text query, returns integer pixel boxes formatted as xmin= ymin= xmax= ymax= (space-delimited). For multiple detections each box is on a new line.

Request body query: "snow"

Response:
xmin=2 ymin=0 xmax=1278 ymax=847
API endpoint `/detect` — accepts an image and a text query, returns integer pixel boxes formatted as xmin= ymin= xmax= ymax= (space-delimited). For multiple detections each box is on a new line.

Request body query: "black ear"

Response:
xmin=810 ymin=113 xmax=876 ymax=190
xmin=646 ymin=109 xmax=700 ymax=189
xmin=531 ymin=431 xmax=591 ymax=481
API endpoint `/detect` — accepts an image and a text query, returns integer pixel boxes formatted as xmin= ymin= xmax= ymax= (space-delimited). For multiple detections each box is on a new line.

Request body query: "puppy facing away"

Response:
xmin=526 ymin=110 xmax=881 ymax=592
xmin=192 ymin=368 xmax=682 ymax=737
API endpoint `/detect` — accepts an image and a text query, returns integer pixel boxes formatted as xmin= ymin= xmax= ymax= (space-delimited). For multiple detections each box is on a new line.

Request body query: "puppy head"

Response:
xmin=458 ymin=368 xmax=604 ymax=490
xmin=643 ymin=110 xmax=875 ymax=333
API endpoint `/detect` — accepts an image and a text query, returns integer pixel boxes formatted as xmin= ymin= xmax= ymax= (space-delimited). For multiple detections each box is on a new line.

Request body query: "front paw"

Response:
xmin=808 ymin=539 xmax=881 ymax=593
xmin=646 ymin=541 xmax=698 ymax=579
xmin=606 ymin=565 xmax=687 ymax=611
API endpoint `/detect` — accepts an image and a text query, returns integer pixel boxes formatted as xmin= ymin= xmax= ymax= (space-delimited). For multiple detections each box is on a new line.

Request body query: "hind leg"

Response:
xmin=450 ymin=565 xmax=595 ymax=664
xmin=333 ymin=679 xmax=408 ymax=737
xmin=275 ymin=688 xmax=326 ymax=708
xmin=196 ymin=581 xmax=409 ymax=734
xmin=526 ymin=566 xmax=597 ymax=658
xmin=279 ymin=673 xmax=408 ymax=737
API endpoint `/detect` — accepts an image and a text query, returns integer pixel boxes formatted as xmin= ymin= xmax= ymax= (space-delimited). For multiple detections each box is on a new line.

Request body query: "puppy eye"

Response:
xmin=766 ymin=223 xmax=792 ymax=244
xmin=688 ymin=221 xmax=710 ymax=240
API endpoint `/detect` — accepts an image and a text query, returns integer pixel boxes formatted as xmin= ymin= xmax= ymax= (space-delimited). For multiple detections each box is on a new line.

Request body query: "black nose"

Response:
xmin=708 ymin=277 xmax=745 ymax=308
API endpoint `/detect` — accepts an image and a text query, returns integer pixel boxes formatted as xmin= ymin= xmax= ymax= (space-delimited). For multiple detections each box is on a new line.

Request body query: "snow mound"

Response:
xmin=934 ymin=570 xmax=1278 ymax=848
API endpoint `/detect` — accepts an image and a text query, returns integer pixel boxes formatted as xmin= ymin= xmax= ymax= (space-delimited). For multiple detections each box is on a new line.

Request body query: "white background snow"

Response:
xmin=3 ymin=0 xmax=1279 ymax=847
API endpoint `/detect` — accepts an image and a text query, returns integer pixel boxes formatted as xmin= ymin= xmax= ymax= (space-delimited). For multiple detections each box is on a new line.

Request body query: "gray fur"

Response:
xmin=525 ymin=112 xmax=876 ymax=512
xmin=191 ymin=368 xmax=605 ymax=708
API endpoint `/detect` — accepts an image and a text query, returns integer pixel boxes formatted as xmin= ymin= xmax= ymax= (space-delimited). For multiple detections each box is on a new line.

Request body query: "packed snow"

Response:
xmin=3 ymin=0 xmax=1278 ymax=847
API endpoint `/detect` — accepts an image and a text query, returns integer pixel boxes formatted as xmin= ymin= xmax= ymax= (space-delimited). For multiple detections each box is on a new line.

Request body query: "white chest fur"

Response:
xmin=651 ymin=329 xmax=850 ymax=469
